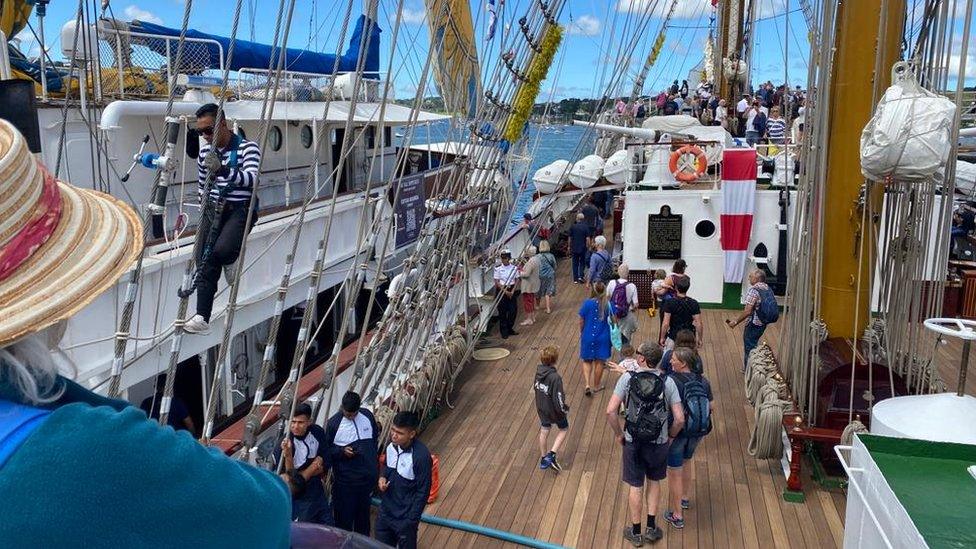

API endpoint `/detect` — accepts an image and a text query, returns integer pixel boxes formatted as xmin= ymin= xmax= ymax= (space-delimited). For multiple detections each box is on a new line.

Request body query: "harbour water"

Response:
xmin=406 ymin=121 xmax=597 ymax=230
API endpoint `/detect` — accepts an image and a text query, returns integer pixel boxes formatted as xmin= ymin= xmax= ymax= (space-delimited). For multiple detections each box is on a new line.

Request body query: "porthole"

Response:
xmin=301 ymin=125 xmax=313 ymax=148
xmin=270 ymin=125 xmax=282 ymax=151
xmin=695 ymin=219 xmax=716 ymax=239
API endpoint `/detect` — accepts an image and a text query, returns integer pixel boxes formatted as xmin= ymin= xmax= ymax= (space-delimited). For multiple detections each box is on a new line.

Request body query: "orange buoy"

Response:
xmin=668 ymin=145 xmax=708 ymax=182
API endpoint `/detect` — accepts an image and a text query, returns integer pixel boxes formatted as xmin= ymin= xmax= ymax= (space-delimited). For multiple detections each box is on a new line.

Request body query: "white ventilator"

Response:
xmin=532 ymin=159 xmax=572 ymax=194
xmin=568 ymin=154 xmax=604 ymax=189
xmin=603 ymin=149 xmax=633 ymax=185
xmin=860 ymin=61 xmax=956 ymax=183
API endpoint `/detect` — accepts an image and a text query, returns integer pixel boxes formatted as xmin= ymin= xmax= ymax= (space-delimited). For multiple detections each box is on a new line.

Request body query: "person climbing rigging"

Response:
xmin=184 ymin=103 xmax=263 ymax=334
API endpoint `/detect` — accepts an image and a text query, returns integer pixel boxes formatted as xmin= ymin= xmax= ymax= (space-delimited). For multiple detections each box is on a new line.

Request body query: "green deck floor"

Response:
xmin=861 ymin=434 xmax=976 ymax=549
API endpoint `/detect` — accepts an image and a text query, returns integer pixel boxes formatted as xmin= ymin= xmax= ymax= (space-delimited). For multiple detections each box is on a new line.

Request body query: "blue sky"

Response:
xmin=12 ymin=0 xmax=974 ymax=100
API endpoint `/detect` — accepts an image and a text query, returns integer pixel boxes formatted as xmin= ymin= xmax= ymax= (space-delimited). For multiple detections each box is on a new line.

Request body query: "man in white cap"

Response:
xmin=494 ymin=249 xmax=520 ymax=339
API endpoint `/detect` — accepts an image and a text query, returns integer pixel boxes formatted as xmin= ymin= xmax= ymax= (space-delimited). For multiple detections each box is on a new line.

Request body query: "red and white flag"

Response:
xmin=721 ymin=149 xmax=757 ymax=283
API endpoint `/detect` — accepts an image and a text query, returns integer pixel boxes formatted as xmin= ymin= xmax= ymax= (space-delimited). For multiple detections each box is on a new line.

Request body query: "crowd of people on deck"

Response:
xmin=499 ymin=199 xmax=780 ymax=546
xmin=612 ymin=79 xmax=807 ymax=148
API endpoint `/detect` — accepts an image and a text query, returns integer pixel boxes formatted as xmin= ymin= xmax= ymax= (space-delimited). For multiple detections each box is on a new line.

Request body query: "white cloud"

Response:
xmin=124 ymin=5 xmax=163 ymax=25
xmin=616 ymin=0 xmax=714 ymax=19
xmin=401 ymin=8 xmax=426 ymax=25
xmin=567 ymin=14 xmax=601 ymax=36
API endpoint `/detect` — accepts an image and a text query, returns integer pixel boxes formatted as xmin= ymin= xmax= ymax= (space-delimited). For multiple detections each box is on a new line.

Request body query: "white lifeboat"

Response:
xmin=532 ymin=159 xmax=572 ymax=194
xmin=568 ymin=154 xmax=604 ymax=189
xmin=603 ymin=149 xmax=632 ymax=185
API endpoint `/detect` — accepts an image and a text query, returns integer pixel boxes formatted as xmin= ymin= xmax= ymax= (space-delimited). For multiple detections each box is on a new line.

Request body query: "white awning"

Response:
xmin=224 ymin=100 xmax=452 ymax=125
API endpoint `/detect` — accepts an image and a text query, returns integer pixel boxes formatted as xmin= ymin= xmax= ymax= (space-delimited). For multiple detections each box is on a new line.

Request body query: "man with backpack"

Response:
xmin=663 ymin=347 xmax=714 ymax=530
xmin=726 ymin=269 xmax=778 ymax=371
xmin=606 ymin=343 xmax=684 ymax=547
xmin=659 ymin=276 xmax=702 ymax=350
xmin=587 ymin=235 xmax=614 ymax=290
xmin=606 ymin=263 xmax=640 ymax=345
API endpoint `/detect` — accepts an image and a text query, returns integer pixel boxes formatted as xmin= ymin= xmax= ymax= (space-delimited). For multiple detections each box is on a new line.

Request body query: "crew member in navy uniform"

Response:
xmin=375 ymin=411 xmax=433 ymax=549
xmin=184 ymin=102 xmax=262 ymax=334
xmin=324 ymin=391 xmax=379 ymax=535
xmin=275 ymin=403 xmax=333 ymax=525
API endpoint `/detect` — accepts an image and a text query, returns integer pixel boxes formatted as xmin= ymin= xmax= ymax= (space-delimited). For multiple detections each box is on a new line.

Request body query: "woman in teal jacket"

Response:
xmin=0 ymin=120 xmax=290 ymax=548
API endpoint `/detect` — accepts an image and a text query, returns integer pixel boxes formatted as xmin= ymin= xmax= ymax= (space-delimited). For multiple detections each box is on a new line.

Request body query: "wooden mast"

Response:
xmin=818 ymin=0 xmax=905 ymax=337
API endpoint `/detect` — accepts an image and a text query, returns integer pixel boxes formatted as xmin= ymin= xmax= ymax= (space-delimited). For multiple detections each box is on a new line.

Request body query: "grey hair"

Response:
xmin=617 ymin=262 xmax=630 ymax=278
xmin=576 ymin=212 xmax=585 ymax=221
xmin=0 ymin=334 xmax=64 ymax=405
xmin=673 ymin=347 xmax=698 ymax=369
xmin=525 ymin=245 xmax=537 ymax=257
xmin=594 ymin=235 xmax=607 ymax=248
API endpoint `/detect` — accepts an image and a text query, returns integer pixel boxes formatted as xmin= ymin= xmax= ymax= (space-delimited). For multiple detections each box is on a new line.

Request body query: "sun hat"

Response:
xmin=0 ymin=119 xmax=142 ymax=346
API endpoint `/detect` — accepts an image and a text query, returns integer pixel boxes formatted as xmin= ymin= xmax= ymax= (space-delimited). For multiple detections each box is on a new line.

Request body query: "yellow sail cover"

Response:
xmin=1 ymin=0 xmax=33 ymax=37
xmin=425 ymin=0 xmax=481 ymax=118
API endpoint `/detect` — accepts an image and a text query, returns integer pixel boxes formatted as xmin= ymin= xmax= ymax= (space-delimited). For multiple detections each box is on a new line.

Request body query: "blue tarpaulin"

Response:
xmin=129 ymin=14 xmax=380 ymax=75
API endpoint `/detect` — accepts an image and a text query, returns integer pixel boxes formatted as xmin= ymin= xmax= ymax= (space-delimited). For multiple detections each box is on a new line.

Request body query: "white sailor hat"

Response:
xmin=500 ymin=248 xmax=512 ymax=256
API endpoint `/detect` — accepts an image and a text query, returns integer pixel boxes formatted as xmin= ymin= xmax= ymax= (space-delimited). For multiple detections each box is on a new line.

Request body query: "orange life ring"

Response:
xmin=668 ymin=145 xmax=708 ymax=182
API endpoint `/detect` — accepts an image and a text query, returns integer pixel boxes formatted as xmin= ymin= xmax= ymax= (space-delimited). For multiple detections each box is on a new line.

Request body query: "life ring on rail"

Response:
xmin=668 ymin=145 xmax=708 ymax=182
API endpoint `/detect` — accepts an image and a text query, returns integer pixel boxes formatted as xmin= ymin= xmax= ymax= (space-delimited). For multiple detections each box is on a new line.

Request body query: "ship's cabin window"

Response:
xmin=365 ymin=126 xmax=376 ymax=149
xmin=384 ymin=127 xmax=393 ymax=147
xmin=301 ymin=125 xmax=313 ymax=149
xmin=695 ymin=219 xmax=716 ymax=239
xmin=269 ymin=126 xmax=282 ymax=151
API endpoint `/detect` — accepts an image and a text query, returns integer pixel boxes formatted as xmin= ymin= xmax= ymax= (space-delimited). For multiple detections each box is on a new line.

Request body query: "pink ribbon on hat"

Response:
xmin=0 ymin=163 xmax=63 ymax=282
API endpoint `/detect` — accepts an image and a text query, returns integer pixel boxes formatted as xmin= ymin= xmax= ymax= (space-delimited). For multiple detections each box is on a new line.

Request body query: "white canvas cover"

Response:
xmin=860 ymin=63 xmax=956 ymax=183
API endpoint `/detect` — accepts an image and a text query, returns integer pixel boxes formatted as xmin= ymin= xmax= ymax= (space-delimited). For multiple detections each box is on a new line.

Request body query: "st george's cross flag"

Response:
xmin=721 ymin=148 xmax=758 ymax=283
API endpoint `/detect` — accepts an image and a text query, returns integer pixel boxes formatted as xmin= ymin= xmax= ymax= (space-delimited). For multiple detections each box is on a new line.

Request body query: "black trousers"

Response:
xmin=332 ymin=482 xmax=372 ymax=536
xmin=497 ymin=289 xmax=518 ymax=337
xmin=195 ymin=200 xmax=253 ymax=321
xmin=374 ymin=516 xmax=418 ymax=549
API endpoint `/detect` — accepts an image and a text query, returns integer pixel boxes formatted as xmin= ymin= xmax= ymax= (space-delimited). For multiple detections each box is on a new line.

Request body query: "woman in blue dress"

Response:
xmin=579 ymin=281 xmax=612 ymax=397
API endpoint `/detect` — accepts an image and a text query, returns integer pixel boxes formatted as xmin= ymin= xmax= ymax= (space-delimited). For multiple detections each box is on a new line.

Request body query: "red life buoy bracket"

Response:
xmin=668 ymin=145 xmax=708 ymax=182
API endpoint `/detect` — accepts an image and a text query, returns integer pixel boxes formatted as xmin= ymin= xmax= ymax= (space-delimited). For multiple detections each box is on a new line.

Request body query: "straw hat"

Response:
xmin=0 ymin=119 xmax=142 ymax=347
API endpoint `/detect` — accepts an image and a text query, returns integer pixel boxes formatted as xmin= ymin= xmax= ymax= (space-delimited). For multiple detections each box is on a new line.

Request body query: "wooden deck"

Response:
xmin=417 ymin=258 xmax=848 ymax=548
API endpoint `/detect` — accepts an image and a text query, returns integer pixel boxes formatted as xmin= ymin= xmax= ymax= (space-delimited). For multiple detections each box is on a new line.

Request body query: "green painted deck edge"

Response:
xmin=859 ymin=434 xmax=976 ymax=549
xmin=782 ymin=489 xmax=805 ymax=503
xmin=698 ymin=283 xmax=744 ymax=310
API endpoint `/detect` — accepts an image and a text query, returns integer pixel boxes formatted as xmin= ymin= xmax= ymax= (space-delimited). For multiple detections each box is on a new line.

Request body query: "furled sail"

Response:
xmin=0 ymin=0 xmax=33 ymax=37
xmin=128 ymin=15 xmax=381 ymax=75
xmin=424 ymin=0 xmax=481 ymax=118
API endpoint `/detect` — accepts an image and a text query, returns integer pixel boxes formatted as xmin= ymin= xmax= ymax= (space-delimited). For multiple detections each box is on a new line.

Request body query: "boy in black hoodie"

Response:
xmin=534 ymin=345 xmax=569 ymax=473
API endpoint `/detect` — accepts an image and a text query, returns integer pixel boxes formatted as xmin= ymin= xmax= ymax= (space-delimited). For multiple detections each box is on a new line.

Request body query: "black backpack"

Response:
xmin=596 ymin=250 xmax=615 ymax=283
xmin=624 ymin=371 xmax=669 ymax=443
xmin=678 ymin=373 xmax=712 ymax=437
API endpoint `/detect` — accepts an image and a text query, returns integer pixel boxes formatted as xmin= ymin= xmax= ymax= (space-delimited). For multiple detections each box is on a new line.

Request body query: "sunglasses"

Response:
xmin=198 ymin=126 xmax=215 ymax=136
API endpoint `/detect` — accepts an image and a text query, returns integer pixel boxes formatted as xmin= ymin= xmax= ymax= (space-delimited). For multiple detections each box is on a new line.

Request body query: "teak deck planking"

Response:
xmin=416 ymin=257 xmax=852 ymax=548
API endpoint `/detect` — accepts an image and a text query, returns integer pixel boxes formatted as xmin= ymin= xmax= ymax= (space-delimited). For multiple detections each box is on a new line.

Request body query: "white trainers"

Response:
xmin=183 ymin=314 xmax=211 ymax=335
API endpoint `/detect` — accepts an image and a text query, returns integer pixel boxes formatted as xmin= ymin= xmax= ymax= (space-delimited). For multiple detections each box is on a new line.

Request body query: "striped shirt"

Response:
xmin=766 ymin=118 xmax=787 ymax=143
xmin=197 ymin=137 xmax=261 ymax=203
